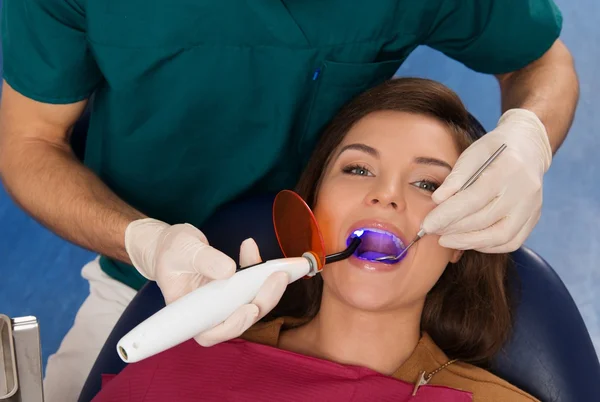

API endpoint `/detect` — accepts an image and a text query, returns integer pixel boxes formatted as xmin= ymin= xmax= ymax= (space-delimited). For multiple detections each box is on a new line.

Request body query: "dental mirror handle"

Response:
xmin=391 ymin=228 xmax=425 ymax=261
xmin=418 ymin=143 xmax=507 ymax=239
xmin=405 ymin=228 xmax=426 ymax=251
xmin=117 ymin=253 xmax=318 ymax=363
xmin=458 ymin=143 xmax=507 ymax=191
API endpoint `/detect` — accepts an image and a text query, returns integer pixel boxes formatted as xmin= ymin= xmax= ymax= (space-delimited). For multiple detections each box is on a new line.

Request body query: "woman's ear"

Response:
xmin=449 ymin=249 xmax=463 ymax=263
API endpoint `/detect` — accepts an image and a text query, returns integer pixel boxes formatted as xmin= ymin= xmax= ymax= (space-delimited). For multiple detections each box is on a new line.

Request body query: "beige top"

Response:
xmin=241 ymin=317 xmax=539 ymax=402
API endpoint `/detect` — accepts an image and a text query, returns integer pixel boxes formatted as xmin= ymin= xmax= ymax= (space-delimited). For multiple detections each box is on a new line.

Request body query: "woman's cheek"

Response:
xmin=407 ymin=189 xmax=436 ymax=213
xmin=314 ymin=205 xmax=341 ymax=255
xmin=417 ymin=233 xmax=456 ymax=272
xmin=420 ymin=197 xmax=439 ymax=215
xmin=416 ymin=233 xmax=446 ymax=262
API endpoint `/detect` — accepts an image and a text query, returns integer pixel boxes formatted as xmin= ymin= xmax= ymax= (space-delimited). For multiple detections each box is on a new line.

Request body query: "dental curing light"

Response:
xmin=117 ymin=191 xmax=362 ymax=363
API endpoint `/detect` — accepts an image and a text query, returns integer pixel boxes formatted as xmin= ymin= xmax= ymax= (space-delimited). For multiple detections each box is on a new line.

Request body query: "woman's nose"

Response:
xmin=366 ymin=182 xmax=406 ymax=211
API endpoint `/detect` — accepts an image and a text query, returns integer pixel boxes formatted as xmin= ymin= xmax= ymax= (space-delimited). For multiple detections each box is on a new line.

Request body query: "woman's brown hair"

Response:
xmin=268 ymin=78 xmax=514 ymax=368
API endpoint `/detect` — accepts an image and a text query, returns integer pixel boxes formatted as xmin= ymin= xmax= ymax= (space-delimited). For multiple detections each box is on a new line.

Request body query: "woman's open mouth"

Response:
xmin=346 ymin=228 xmax=406 ymax=265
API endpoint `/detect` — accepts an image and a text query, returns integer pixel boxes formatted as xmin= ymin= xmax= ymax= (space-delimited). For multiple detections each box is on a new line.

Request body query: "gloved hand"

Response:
xmin=422 ymin=109 xmax=553 ymax=253
xmin=125 ymin=219 xmax=289 ymax=346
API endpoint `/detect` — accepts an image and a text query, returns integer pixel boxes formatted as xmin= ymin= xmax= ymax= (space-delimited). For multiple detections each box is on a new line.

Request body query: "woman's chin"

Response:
xmin=324 ymin=276 xmax=403 ymax=311
xmin=340 ymin=293 xmax=398 ymax=312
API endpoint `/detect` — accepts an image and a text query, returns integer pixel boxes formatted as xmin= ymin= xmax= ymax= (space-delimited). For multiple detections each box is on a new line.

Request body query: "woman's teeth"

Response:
xmin=347 ymin=228 xmax=406 ymax=264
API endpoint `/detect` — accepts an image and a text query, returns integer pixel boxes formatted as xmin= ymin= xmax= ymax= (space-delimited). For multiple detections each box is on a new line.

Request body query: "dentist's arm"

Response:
xmin=422 ymin=39 xmax=579 ymax=253
xmin=0 ymin=83 xmax=287 ymax=343
xmin=495 ymin=39 xmax=578 ymax=153
xmin=1 ymin=0 xmax=287 ymax=345
xmin=0 ymin=82 xmax=144 ymax=264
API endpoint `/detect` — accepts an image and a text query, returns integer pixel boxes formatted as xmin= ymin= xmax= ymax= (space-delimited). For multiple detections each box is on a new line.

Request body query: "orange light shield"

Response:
xmin=272 ymin=190 xmax=326 ymax=270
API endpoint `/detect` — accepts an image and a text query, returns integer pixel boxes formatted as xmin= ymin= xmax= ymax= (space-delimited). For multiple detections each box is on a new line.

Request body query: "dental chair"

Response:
xmin=75 ymin=110 xmax=600 ymax=401
xmin=76 ymin=193 xmax=600 ymax=402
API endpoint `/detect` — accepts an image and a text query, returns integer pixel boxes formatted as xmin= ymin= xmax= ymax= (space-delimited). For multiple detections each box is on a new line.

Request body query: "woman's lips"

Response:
xmin=347 ymin=253 xmax=402 ymax=272
xmin=346 ymin=219 xmax=408 ymax=246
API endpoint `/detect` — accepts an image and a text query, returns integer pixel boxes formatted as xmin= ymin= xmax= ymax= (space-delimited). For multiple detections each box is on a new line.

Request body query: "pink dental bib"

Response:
xmin=95 ymin=338 xmax=472 ymax=401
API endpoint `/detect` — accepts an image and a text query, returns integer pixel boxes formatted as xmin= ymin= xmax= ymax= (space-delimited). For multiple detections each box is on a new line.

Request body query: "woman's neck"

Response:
xmin=278 ymin=290 xmax=423 ymax=375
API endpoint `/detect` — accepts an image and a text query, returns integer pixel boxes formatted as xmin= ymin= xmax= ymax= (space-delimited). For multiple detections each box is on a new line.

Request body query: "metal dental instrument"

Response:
xmin=375 ymin=143 xmax=508 ymax=262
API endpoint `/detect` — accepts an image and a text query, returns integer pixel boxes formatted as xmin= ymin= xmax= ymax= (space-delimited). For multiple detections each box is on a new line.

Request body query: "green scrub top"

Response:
xmin=2 ymin=1 xmax=562 ymax=290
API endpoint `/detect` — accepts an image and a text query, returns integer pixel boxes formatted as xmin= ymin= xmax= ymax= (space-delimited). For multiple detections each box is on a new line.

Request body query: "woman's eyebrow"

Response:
xmin=414 ymin=156 xmax=452 ymax=171
xmin=337 ymin=143 xmax=379 ymax=159
xmin=336 ymin=145 xmax=451 ymax=170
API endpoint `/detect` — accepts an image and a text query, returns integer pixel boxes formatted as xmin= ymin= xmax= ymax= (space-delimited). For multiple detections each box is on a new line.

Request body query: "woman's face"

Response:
xmin=314 ymin=110 xmax=464 ymax=312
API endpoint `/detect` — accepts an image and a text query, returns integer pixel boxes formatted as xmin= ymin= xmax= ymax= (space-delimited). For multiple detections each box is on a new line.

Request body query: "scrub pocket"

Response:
xmin=298 ymin=58 xmax=404 ymax=158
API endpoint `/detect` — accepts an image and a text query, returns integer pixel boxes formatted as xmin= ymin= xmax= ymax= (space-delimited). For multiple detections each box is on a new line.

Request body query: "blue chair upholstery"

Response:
xmin=78 ymin=194 xmax=600 ymax=402
xmin=491 ymin=247 xmax=600 ymax=400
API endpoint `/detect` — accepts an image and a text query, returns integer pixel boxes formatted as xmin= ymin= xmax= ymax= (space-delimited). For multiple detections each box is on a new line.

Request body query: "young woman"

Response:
xmin=94 ymin=78 xmax=536 ymax=401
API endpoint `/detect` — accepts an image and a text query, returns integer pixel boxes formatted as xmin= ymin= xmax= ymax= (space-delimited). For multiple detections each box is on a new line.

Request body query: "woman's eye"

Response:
xmin=413 ymin=180 xmax=439 ymax=193
xmin=342 ymin=165 xmax=374 ymax=177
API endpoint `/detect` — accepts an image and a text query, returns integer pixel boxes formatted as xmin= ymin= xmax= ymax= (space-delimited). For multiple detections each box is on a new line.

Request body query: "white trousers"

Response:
xmin=43 ymin=257 xmax=137 ymax=402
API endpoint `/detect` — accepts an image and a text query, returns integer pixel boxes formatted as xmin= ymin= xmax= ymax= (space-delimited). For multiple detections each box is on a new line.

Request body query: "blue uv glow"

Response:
xmin=346 ymin=228 xmax=404 ymax=265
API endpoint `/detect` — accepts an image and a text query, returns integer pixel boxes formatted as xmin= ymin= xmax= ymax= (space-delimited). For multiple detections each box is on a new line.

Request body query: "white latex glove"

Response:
xmin=125 ymin=219 xmax=289 ymax=346
xmin=422 ymin=109 xmax=553 ymax=253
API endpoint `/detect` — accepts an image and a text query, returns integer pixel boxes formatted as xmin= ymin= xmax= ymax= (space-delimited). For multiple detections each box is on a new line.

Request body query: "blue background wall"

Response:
xmin=0 ymin=0 xmax=598 ymax=370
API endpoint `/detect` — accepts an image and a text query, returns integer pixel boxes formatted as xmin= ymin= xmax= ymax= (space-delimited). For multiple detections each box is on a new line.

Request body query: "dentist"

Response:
xmin=0 ymin=1 xmax=578 ymax=401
